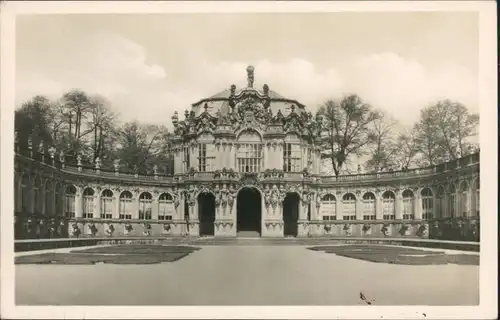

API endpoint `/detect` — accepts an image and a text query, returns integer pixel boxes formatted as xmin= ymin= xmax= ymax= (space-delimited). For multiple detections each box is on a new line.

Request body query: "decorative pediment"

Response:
xmin=238 ymin=173 xmax=259 ymax=186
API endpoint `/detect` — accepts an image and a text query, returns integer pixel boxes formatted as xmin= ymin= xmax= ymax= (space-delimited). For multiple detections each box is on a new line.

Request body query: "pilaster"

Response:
xmin=415 ymin=193 xmax=422 ymax=219
xmin=113 ymin=194 xmax=119 ymax=219
xmin=355 ymin=197 xmax=362 ymax=220
xmin=75 ymin=187 xmax=82 ymax=218
xmin=95 ymin=193 xmax=101 ymax=218
xmin=375 ymin=196 xmax=382 ymax=220
xmin=152 ymin=198 xmax=159 ymax=220
xmin=395 ymin=191 xmax=402 ymax=220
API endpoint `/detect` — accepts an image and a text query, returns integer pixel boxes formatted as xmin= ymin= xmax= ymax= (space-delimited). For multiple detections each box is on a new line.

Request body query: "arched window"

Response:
xmin=283 ymin=134 xmax=301 ymax=172
xmin=459 ymin=181 xmax=469 ymax=218
xmin=100 ymin=189 xmax=112 ymax=219
xmin=402 ymin=190 xmax=414 ymax=220
xmin=65 ymin=185 xmax=77 ymax=218
xmin=448 ymin=184 xmax=456 ymax=218
xmin=55 ymin=183 xmax=63 ymax=216
xmin=139 ymin=192 xmax=152 ymax=220
xmin=33 ymin=177 xmax=42 ymax=214
xmin=436 ymin=186 xmax=446 ymax=218
xmin=342 ymin=193 xmax=356 ymax=220
xmin=119 ymin=191 xmax=133 ymax=220
xmin=382 ymin=191 xmax=395 ymax=220
xmin=83 ymin=188 xmax=95 ymax=218
xmin=474 ymin=178 xmax=480 ymax=217
xmin=320 ymin=194 xmax=336 ymax=221
xmin=21 ymin=175 xmax=31 ymax=213
xmin=421 ymin=188 xmax=433 ymax=220
xmin=362 ymin=192 xmax=376 ymax=220
xmin=237 ymin=131 xmax=262 ymax=173
xmin=44 ymin=181 xmax=54 ymax=216
xmin=159 ymin=193 xmax=174 ymax=221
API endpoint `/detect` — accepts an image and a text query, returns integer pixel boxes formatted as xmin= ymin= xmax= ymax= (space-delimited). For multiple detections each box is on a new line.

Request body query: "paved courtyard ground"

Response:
xmin=15 ymin=244 xmax=479 ymax=305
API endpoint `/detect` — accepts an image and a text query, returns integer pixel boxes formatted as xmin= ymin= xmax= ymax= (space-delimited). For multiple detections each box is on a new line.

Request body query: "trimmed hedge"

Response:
xmin=308 ymin=245 xmax=479 ymax=266
xmin=70 ymin=245 xmax=200 ymax=255
xmin=16 ymin=245 xmax=200 ymax=265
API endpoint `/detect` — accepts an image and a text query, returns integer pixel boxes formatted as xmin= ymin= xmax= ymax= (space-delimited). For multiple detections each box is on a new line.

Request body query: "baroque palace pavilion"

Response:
xmin=14 ymin=66 xmax=480 ymax=241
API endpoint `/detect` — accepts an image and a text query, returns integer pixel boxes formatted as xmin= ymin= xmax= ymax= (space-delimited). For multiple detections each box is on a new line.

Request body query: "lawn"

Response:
xmin=15 ymin=245 xmax=201 ymax=265
xmin=308 ymin=245 xmax=479 ymax=266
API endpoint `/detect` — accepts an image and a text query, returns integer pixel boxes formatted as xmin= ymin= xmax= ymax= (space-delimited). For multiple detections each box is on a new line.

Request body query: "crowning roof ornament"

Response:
xmin=246 ymin=65 xmax=255 ymax=88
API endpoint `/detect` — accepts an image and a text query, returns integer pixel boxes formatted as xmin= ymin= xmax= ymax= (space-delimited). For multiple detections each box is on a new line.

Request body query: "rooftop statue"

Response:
xmin=246 ymin=65 xmax=255 ymax=88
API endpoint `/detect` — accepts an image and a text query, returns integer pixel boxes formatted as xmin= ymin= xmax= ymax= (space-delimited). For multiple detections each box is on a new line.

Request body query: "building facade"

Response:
xmin=13 ymin=66 xmax=480 ymax=241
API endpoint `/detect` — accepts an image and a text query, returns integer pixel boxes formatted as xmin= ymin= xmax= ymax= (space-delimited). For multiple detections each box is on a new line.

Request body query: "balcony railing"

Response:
xmin=15 ymin=147 xmax=479 ymax=185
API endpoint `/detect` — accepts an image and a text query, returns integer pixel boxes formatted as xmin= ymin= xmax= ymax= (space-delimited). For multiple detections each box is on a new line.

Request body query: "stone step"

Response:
xmin=236 ymin=231 xmax=261 ymax=238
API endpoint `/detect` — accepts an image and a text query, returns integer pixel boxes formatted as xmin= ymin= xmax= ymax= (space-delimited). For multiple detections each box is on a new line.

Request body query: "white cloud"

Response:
xmin=16 ymin=34 xmax=478 ymax=131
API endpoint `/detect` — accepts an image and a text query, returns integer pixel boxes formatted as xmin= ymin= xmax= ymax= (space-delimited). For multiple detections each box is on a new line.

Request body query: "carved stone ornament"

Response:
xmin=381 ymin=223 xmax=391 ymax=236
xmin=106 ymin=223 xmax=115 ymax=236
xmin=71 ymin=223 xmax=81 ymax=237
xmin=265 ymin=221 xmax=284 ymax=229
xmin=239 ymin=172 xmax=259 ymax=186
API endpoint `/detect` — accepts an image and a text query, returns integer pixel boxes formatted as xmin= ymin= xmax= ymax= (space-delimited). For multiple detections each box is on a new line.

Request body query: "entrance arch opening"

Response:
xmin=236 ymin=187 xmax=262 ymax=235
xmin=198 ymin=193 xmax=215 ymax=236
xmin=283 ymin=193 xmax=300 ymax=237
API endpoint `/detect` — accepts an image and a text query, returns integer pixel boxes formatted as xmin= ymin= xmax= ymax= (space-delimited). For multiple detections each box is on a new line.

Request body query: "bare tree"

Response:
xmin=415 ymin=99 xmax=479 ymax=164
xmin=61 ymin=90 xmax=94 ymax=140
xmin=87 ymin=95 xmax=118 ymax=162
xmin=317 ymin=94 xmax=381 ymax=176
xmin=393 ymin=127 xmax=419 ymax=169
xmin=364 ymin=113 xmax=398 ymax=172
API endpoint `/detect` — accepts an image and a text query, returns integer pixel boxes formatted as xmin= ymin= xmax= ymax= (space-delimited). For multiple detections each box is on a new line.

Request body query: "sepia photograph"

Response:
xmin=0 ymin=1 xmax=497 ymax=319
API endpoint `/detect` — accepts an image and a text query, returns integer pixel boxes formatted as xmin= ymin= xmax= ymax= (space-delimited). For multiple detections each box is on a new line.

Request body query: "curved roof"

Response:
xmin=191 ymin=66 xmax=307 ymax=117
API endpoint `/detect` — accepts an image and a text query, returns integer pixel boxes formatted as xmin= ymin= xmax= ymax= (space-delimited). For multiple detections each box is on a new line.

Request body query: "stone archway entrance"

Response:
xmin=283 ymin=193 xmax=300 ymax=237
xmin=236 ymin=187 xmax=261 ymax=236
xmin=198 ymin=193 xmax=215 ymax=236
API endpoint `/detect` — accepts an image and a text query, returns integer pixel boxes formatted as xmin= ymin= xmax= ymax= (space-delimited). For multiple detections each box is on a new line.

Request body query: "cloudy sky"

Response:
xmin=16 ymin=12 xmax=478 ymax=128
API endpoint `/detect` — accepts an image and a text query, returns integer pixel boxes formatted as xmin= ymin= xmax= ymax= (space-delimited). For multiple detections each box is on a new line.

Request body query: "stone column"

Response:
xmin=297 ymin=198 xmax=309 ymax=237
xmin=310 ymin=193 xmax=318 ymax=220
xmin=277 ymin=144 xmax=284 ymax=170
xmin=442 ymin=195 xmax=448 ymax=219
xmin=173 ymin=149 xmax=179 ymax=174
xmin=179 ymin=193 xmax=185 ymax=221
xmin=470 ymin=184 xmax=477 ymax=218
xmin=229 ymin=143 xmax=235 ymax=170
xmin=188 ymin=201 xmax=199 ymax=236
xmin=316 ymin=150 xmax=321 ymax=174
xmin=432 ymin=195 xmax=438 ymax=219
xmin=190 ymin=145 xmax=197 ymax=171
xmin=466 ymin=188 xmax=472 ymax=218
xmin=41 ymin=185 xmax=46 ymax=216
xmin=264 ymin=145 xmax=269 ymax=169
xmin=228 ymin=144 xmax=232 ymax=169
xmin=220 ymin=144 xmax=226 ymax=169
xmin=260 ymin=194 xmax=266 ymax=234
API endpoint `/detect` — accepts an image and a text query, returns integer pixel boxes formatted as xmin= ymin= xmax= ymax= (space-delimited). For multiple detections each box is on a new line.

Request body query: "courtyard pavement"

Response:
xmin=15 ymin=244 xmax=479 ymax=306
